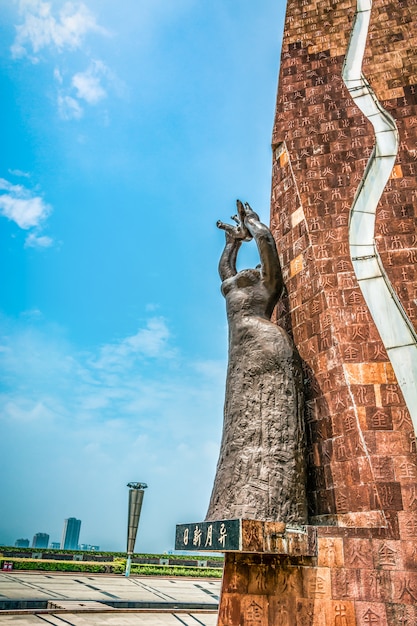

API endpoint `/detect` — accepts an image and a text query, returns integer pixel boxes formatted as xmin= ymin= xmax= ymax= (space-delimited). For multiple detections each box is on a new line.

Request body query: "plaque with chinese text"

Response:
xmin=175 ymin=520 xmax=317 ymax=555
xmin=175 ymin=520 xmax=241 ymax=552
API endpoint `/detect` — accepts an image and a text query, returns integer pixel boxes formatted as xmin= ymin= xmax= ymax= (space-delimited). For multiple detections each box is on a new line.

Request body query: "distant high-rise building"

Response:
xmin=61 ymin=517 xmax=81 ymax=550
xmin=15 ymin=538 xmax=29 ymax=548
xmin=80 ymin=544 xmax=100 ymax=551
xmin=50 ymin=542 xmax=60 ymax=550
xmin=32 ymin=533 xmax=49 ymax=549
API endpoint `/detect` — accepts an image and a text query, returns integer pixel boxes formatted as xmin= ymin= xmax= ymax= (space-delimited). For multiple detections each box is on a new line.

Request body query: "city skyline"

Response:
xmin=7 ymin=516 xmax=100 ymax=550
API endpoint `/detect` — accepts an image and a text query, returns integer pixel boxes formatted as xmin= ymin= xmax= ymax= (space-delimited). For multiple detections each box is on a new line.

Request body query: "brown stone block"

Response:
xmin=355 ymin=601 xmax=388 ymax=625
xmin=346 ymin=430 xmax=370 ymax=460
xmin=222 ymin=559 xmax=249 ymax=594
xmin=399 ymin=510 xmax=417 ymax=539
xmin=371 ymin=456 xmax=396 ymax=482
xmin=323 ymin=462 xmax=334 ymax=490
xmin=344 ymin=538 xmax=374 ymax=569
xmin=333 ymin=435 xmax=351 ymax=463
xmin=357 ymin=455 xmax=375 ymax=484
xmin=390 ymin=570 xmax=417 ymax=605
xmin=340 ymin=459 xmax=362 ymax=487
xmin=391 ymin=164 xmax=403 ymax=179
xmin=401 ymin=485 xmax=417 ymax=513
xmin=380 ymin=383 xmax=403 ymax=406
xmin=373 ymin=539 xmax=403 ymax=569
xmin=375 ymin=482 xmax=404 ymax=511
xmin=340 ymin=510 xmax=388 ymax=528
xmin=267 ymin=596 xmax=297 ymax=626
xmin=392 ymin=407 xmax=414 ymax=432
xmin=218 ymin=594 xmax=242 ymax=626
xmin=357 ymin=407 xmax=368 ymax=432
xmin=358 ymin=568 xmax=391 ymax=603
xmin=317 ymin=537 xmax=344 ymax=567
xmin=316 ymin=488 xmax=336 ymax=516
xmin=343 ymin=362 xmax=392 ymax=386
xmin=374 ymin=431 xmax=410 ymax=457
xmin=302 ymin=566 xmax=331 ymax=599
xmin=295 ymin=598 xmax=316 ymax=626
xmin=394 ymin=456 xmax=417 ymax=483
xmin=343 ymin=363 xmax=364 ymax=385
xmin=247 ymin=564 xmax=281 ymax=596
xmin=326 ymin=289 xmax=344 ymax=308
xmin=328 ymin=388 xmax=351 ymax=414
xmin=386 ymin=604 xmax=417 ymax=625
xmin=349 ymin=484 xmax=371 ymax=511
xmin=366 ymin=341 xmax=389 ymax=362
xmin=337 ymin=271 xmax=358 ymax=292
xmin=368 ymin=362 xmax=393 ymax=385
xmin=331 ymin=567 xmax=360 ymax=600
xmin=321 ymin=601 xmax=356 ymax=625
xmin=351 ymin=384 xmax=376 ymax=406
xmin=401 ymin=539 xmax=417 ymax=571
xmin=366 ymin=407 xmax=393 ymax=431
xmin=335 ymin=488 xmax=350 ymax=514
xmin=240 ymin=594 xmax=269 ymax=626
xmin=319 ymin=367 xmax=341 ymax=394
xmin=331 ymin=462 xmax=346 ymax=489
xmin=371 ymin=511 xmax=400 ymax=541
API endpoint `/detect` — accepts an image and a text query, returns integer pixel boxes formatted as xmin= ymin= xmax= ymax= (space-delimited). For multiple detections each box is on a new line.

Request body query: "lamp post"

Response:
xmin=125 ymin=482 xmax=148 ymax=577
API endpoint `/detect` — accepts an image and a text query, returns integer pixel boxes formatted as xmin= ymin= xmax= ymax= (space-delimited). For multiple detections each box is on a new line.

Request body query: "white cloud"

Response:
xmin=57 ymin=93 xmax=83 ymax=119
xmin=12 ymin=3 xmax=121 ymax=122
xmin=8 ymin=169 xmax=31 ymax=178
xmin=0 ymin=178 xmax=51 ymax=229
xmin=11 ymin=0 xmax=106 ymax=59
xmin=25 ymin=233 xmax=53 ymax=248
xmin=72 ymin=60 xmax=108 ymax=104
xmin=92 ymin=317 xmax=174 ymax=371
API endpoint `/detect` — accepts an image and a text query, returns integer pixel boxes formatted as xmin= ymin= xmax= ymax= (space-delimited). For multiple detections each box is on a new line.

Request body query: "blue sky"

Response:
xmin=0 ymin=0 xmax=285 ymax=553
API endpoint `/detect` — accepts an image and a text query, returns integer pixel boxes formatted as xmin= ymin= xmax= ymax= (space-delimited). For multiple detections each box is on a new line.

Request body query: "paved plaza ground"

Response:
xmin=0 ymin=571 xmax=220 ymax=625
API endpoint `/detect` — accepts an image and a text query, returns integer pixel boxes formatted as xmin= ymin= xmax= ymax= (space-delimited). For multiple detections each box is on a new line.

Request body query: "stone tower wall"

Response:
xmin=260 ymin=0 xmax=417 ymax=621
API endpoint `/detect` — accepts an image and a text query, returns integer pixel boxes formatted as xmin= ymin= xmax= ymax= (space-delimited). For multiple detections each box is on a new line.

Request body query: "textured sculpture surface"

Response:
xmin=206 ymin=201 xmax=307 ymax=524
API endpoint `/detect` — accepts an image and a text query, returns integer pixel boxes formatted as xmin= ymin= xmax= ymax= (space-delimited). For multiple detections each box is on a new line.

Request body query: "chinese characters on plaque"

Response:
xmin=175 ymin=520 xmax=240 ymax=552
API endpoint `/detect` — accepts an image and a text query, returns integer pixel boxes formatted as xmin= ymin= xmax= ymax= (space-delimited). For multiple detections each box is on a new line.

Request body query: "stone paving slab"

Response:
xmin=0 ymin=573 xmax=220 ymax=624
xmin=0 ymin=612 xmax=218 ymax=625
xmin=0 ymin=573 xmax=220 ymax=603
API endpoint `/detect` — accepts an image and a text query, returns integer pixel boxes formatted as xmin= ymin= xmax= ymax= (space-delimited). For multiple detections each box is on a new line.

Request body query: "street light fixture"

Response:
xmin=125 ymin=482 xmax=148 ymax=577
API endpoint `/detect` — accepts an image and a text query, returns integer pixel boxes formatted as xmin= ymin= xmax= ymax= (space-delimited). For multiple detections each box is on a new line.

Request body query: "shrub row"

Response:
xmin=1 ymin=558 xmax=223 ymax=578
xmin=2 ymin=547 xmax=224 ymax=565
xmin=2 ymin=558 xmax=124 ymax=574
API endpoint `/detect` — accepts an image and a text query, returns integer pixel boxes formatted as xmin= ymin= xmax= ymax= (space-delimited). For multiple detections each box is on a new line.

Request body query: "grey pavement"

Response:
xmin=0 ymin=572 xmax=221 ymax=625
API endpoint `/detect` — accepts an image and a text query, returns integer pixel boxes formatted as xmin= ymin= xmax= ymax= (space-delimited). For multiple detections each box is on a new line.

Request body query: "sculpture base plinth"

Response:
xmin=176 ymin=520 xmax=318 ymax=625
xmin=176 ymin=520 xmax=417 ymax=624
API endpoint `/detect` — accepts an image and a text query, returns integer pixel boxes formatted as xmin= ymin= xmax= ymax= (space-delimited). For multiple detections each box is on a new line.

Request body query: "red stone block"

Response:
xmin=390 ymin=570 xmax=417 ymax=605
xmin=354 ymin=602 xmax=388 ymax=626
xmin=357 ymin=568 xmax=391 ymax=602
xmin=344 ymin=538 xmax=374 ymax=569
xmin=365 ymin=407 xmax=393 ymax=431
xmin=331 ymin=567 xmax=361 ymax=600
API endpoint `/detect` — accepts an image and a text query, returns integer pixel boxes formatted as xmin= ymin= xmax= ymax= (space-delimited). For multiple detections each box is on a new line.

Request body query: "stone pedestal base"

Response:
xmin=176 ymin=519 xmax=417 ymax=624
xmin=219 ymin=552 xmax=313 ymax=626
xmin=217 ymin=525 xmax=417 ymax=625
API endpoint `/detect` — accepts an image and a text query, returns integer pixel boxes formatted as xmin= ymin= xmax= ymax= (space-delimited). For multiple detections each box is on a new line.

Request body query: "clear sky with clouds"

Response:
xmin=0 ymin=0 xmax=285 ymax=553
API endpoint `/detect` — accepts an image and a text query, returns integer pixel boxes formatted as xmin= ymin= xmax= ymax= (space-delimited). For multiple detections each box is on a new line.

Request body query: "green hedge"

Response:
xmin=3 ymin=558 xmax=124 ymax=574
xmin=1 ymin=558 xmax=222 ymax=578
xmin=129 ymin=563 xmax=222 ymax=578
xmin=1 ymin=547 xmax=224 ymax=564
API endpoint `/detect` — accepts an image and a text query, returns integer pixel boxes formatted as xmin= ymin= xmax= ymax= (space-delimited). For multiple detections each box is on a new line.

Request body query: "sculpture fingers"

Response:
xmin=243 ymin=202 xmax=260 ymax=222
